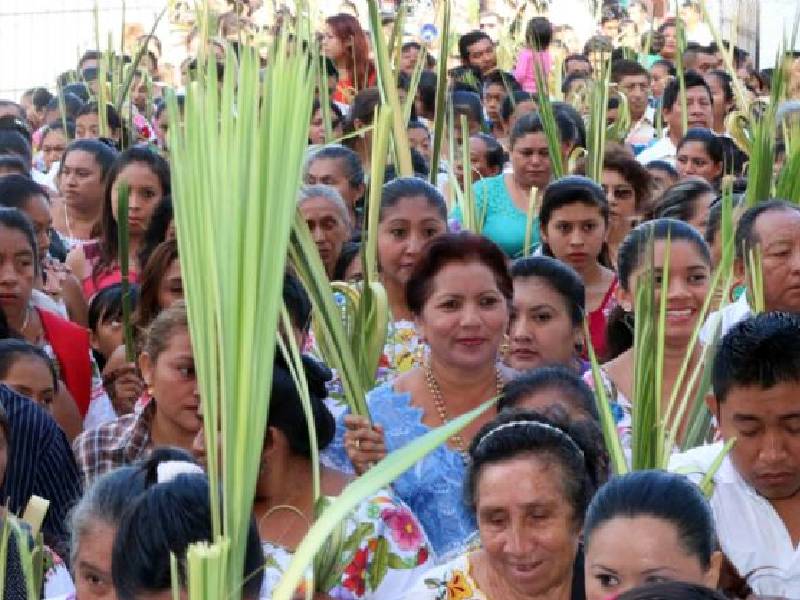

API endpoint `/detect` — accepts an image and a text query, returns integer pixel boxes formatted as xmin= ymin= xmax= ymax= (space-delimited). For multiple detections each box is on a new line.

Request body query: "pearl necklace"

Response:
xmin=423 ymin=361 xmax=504 ymax=465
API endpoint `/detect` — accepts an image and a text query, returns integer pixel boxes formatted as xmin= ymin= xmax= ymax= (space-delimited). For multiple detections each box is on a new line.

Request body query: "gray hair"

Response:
xmin=303 ymin=144 xmax=364 ymax=188
xmin=69 ymin=466 xmax=144 ymax=566
xmin=298 ymin=184 xmax=352 ymax=230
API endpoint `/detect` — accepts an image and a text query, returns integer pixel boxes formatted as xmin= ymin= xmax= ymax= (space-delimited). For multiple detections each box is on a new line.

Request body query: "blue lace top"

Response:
xmin=326 ymin=384 xmax=476 ymax=559
xmin=450 ymin=174 xmax=539 ymax=258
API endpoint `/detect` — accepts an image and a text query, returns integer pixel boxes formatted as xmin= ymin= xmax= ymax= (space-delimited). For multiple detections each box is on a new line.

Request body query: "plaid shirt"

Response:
xmin=72 ymin=400 xmax=156 ymax=487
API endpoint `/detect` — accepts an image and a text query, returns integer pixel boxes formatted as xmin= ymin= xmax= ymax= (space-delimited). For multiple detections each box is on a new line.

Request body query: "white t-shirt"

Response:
xmin=671 ymin=443 xmax=800 ymax=597
xmin=699 ymin=294 xmax=752 ymax=345
xmin=636 ymin=135 xmax=677 ymax=167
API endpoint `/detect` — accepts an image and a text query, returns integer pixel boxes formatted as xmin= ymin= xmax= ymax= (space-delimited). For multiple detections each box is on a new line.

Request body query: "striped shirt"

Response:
xmin=0 ymin=385 xmax=82 ymax=554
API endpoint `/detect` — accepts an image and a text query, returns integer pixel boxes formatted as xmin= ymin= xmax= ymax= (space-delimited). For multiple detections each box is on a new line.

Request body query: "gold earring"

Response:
xmin=500 ymin=334 xmax=510 ymax=357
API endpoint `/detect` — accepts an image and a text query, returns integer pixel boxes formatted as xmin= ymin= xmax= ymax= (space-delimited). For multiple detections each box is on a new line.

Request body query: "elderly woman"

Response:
xmin=303 ymin=144 xmax=365 ymax=229
xmin=298 ymin=184 xmax=353 ymax=279
xmin=404 ymin=409 xmax=606 ymax=599
xmin=334 ymin=232 xmax=513 ymax=556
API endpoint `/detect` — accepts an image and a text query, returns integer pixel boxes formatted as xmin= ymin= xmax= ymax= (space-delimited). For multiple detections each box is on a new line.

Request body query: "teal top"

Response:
xmin=450 ymin=174 xmax=539 ymax=258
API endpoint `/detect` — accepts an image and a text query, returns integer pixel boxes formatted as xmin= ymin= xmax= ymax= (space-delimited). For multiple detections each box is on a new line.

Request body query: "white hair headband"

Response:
xmin=156 ymin=460 xmax=204 ymax=484
xmin=475 ymin=420 xmax=584 ymax=458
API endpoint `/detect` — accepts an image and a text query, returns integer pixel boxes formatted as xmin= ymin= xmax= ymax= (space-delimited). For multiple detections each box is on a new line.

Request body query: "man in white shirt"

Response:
xmin=701 ymin=200 xmax=800 ymax=342
xmin=672 ymin=312 xmax=800 ymax=597
xmin=637 ymin=71 xmax=714 ymax=167
xmin=612 ymin=59 xmax=656 ymax=154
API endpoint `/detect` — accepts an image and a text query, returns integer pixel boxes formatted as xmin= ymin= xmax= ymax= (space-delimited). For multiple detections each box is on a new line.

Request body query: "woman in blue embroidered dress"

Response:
xmin=329 ymin=232 xmax=513 ymax=557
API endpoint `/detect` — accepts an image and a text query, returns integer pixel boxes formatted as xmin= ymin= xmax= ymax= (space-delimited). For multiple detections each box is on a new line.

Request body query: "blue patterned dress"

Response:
xmin=326 ymin=384 xmax=477 ymax=559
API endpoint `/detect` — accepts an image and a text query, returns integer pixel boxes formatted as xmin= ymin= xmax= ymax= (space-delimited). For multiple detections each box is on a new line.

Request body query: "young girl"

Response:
xmin=589 ymin=219 xmax=713 ymax=448
xmin=539 ymin=176 xmax=617 ymax=359
xmin=67 ymin=146 xmax=170 ymax=299
xmin=514 ymin=16 xmax=554 ymax=94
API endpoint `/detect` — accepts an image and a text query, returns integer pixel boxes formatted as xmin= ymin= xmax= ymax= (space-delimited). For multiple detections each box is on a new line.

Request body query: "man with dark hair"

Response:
xmin=400 ymin=41 xmax=422 ymax=77
xmin=611 ymin=59 xmax=655 ymax=151
xmin=695 ymin=45 xmax=720 ymax=74
xmin=701 ymin=200 xmax=800 ymax=342
xmin=637 ymin=70 xmax=713 ymax=165
xmin=672 ymin=311 xmax=800 ymax=596
xmin=0 ymin=100 xmax=25 ymax=121
xmin=458 ymin=30 xmax=497 ymax=76
xmin=564 ymin=53 xmax=592 ymax=76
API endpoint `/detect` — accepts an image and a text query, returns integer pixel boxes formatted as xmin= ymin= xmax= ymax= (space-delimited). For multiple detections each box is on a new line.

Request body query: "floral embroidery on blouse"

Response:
xmin=582 ymin=367 xmax=632 ymax=449
xmin=404 ymin=553 xmax=488 ymax=600
xmin=261 ymin=490 xmax=432 ymax=600
xmin=326 ymin=384 xmax=477 ymax=557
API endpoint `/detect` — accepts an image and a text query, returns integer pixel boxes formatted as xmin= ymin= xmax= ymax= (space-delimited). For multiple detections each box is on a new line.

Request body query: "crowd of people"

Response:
xmin=0 ymin=0 xmax=798 ymax=598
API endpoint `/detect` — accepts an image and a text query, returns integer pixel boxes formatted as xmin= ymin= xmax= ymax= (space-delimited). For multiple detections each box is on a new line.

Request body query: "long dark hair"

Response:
xmin=94 ymin=147 xmax=170 ymax=283
xmin=605 ymin=218 xmax=711 ymax=358
xmin=539 ymin=176 xmax=613 ymax=269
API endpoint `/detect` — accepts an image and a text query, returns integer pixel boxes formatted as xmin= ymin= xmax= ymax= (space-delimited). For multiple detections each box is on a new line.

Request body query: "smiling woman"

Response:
xmin=331 ymin=232 xmax=512 ymax=556
xmin=587 ymin=219 xmax=713 ymax=449
xmin=584 ymin=470 xmax=721 ymax=600
xmin=404 ymin=409 xmax=606 ymax=600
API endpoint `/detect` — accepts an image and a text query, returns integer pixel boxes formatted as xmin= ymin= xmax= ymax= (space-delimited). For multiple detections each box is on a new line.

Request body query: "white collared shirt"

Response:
xmin=636 ymin=134 xmax=677 ymax=167
xmin=699 ymin=293 xmax=752 ymax=345
xmin=671 ymin=443 xmax=800 ymax=597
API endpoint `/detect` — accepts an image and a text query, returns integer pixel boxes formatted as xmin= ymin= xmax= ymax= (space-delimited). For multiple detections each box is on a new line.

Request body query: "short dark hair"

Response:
xmin=88 ymin=282 xmax=135 ymax=333
xmin=0 ymin=174 xmax=46 ymax=209
xmin=0 ymin=339 xmax=58 ymax=391
xmin=584 ymin=470 xmax=717 ymax=569
xmin=406 ymin=232 xmax=512 ymax=316
xmin=617 ymin=218 xmax=710 ymax=292
xmin=734 ymin=200 xmax=800 ymax=260
xmin=500 ymin=91 xmax=535 ymax=123
xmin=306 ymin=144 xmax=365 ymax=190
xmin=451 ymin=90 xmax=484 ymax=125
xmin=482 ymin=70 xmax=522 ymax=93
xmin=112 ymin=471 xmax=264 ymax=600
xmin=653 ymin=178 xmax=715 ymax=223
xmin=379 ymin=176 xmax=447 ymax=223
xmin=562 ymin=72 xmax=589 ymax=96
xmin=466 ymin=409 xmax=605 ymax=519
xmin=617 ymin=582 xmax=728 ymax=600
xmin=0 ymin=155 xmax=28 ymax=176
xmin=498 ymin=365 xmax=598 ymax=420
xmin=510 ymin=255 xmax=585 ymax=326
xmin=525 ymin=16 xmax=553 ymax=50
xmin=713 ymin=312 xmax=800 ymax=403
xmin=564 ymin=54 xmax=591 ymax=73
xmin=59 ymin=138 xmax=118 ymax=180
xmin=663 ymin=70 xmax=712 ymax=111
xmin=539 ymin=176 xmax=610 ymax=259
xmin=0 ymin=101 xmax=25 ymax=120
xmin=510 ymin=110 xmax=576 ymax=148
xmin=611 ymin=59 xmax=650 ymax=83
xmin=459 ymin=30 xmax=492 ymax=62
xmin=676 ymin=128 xmax=724 ymax=165
xmin=651 ymin=59 xmax=677 ymax=77
xmin=0 ymin=129 xmax=32 ymax=169
xmin=471 ymin=133 xmax=505 ymax=170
